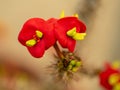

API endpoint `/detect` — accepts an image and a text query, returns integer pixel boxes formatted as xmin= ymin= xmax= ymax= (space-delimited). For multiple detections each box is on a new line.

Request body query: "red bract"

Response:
xmin=54 ymin=17 xmax=86 ymax=52
xmin=18 ymin=18 xmax=56 ymax=58
xmin=99 ymin=64 xmax=120 ymax=90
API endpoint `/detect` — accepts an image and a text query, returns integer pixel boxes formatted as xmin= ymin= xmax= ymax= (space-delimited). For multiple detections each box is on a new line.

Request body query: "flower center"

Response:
xmin=67 ymin=60 xmax=82 ymax=72
xmin=108 ymin=73 xmax=120 ymax=85
xmin=26 ymin=30 xmax=43 ymax=47
xmin=67 ymin=27 xmax=86 ymax=40
xmin=113 ymin=83 xmax=120 ymax=90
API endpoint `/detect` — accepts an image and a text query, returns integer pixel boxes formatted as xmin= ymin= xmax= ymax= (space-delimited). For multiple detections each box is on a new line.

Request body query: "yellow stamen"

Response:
xmin=108 ymin=73 xmax=120 ymax=85
xmin=67 ymin=27 xmax=86 ymax=40
xmin=112 ymin=61 xmax=120 ymax=69
xmin=67 ymin=27 xmax=77 ymax=37
xmin=74 ymin=13 xmax=79 ymax=18
xmin=113 ymin=83 xmax=120 ymax=90
xmin=36 ymin=30 xmax=43 ymax=38
xmin=73 ymin=33 xmax=86 ymax=40
xmin=60 ymin=10 xmax=65 ymax=18
xmin=26 ymin=39 xmax=36 ymax=47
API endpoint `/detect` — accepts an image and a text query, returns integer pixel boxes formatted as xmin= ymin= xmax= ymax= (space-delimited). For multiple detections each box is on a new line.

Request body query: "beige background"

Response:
xmin=0 ymin=0 xmax=120 ymax=90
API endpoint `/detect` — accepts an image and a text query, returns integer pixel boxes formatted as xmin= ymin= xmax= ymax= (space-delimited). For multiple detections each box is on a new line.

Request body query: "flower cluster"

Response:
xmin=18 ymin=14 xmax=86 ymax=58
xmin=49 ymin=51 xmax=82 ymax=83
xmin=99 ymin=62 xmax=120 ymax=90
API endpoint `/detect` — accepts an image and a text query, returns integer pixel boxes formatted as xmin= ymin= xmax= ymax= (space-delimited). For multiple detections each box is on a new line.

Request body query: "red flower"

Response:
xmin=99 ymin=63 xmax=120 ymax=90
xmin=54 ymin=17 xmax=86 ymax=52
xmin=18 ymin=18 xmax=57 ymax=58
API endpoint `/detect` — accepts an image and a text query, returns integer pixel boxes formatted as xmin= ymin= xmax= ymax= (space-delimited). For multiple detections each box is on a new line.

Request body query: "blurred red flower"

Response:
xmin=18 ymin=18 xmax=56 ymax=58
xmin=99 ymin=63 xmax=120 ymax=90
xmin=54 ymin=17 xmax=86 ymax=52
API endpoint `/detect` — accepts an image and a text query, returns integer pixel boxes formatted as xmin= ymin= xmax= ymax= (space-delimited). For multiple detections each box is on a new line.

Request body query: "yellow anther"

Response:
xmin=74 ymin=13 xmax=79 ymax=18
xmin=73 ymin=33 xmax=86 ymax=40
xmin=60 ymin=10 xmax=65 ymax=18
xmin=108 ymin=73 xmax=120 ymax=85
xmin=36 ymin=30 xmax=43 ymax=38
xmin=67 ymin=27 xmax=76 ymax=37
xmin=67 ymin=27 xmax=86 ymax=40
xmin=113 ymin=83 xmax=120 ymax=90
xmin=112 ymin=61 xmax=120 ymax=69
xmin=26 ymin=39 xmax=36 ymax=47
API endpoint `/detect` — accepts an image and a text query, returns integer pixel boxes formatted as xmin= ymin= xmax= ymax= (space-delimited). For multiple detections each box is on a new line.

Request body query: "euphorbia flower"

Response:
xmin=99 ymin=63 xmax=120 ymax=90
xmin=54 ymin=16 xmax=86 ymax=52
xmin=18 ymin=18 xmax=56 ymax=58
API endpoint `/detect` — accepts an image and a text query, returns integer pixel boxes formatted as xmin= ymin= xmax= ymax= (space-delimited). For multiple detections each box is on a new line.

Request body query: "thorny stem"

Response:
xmin=53 ymin=43 xmax=64 ymax=60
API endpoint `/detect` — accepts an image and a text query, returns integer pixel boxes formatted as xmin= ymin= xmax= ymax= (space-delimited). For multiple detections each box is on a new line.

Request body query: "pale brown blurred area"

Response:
xmin=0 ymin=21 xmax=7 ymax=38
xmin=0 ymin=0 xmax=120 ymax=90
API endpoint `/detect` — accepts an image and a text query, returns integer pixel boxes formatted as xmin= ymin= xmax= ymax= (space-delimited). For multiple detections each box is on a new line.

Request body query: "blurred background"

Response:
xmin=0 ymin=0 xmax=120 ymax=90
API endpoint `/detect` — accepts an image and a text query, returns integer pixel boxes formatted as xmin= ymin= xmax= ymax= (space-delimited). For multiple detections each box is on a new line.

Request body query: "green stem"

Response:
xmin=53 ymin=43 xmax=64 ymax=60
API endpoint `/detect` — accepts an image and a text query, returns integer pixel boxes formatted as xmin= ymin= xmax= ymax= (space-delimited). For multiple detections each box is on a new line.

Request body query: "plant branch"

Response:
xmin=53 ymin=43 xmax=64 ymax=60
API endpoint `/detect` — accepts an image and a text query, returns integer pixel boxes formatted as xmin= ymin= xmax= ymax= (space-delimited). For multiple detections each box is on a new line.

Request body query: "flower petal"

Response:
xmin=42 ymin=18 xmax=57 ymax=49
xmin=57 ymin=17 xmax=86 ymax=33
xmin=67 ymin=38 xmax=76 ymax=52
xmin=55 ymin=23 xmax=68 ymax=48
xmin=27 ymin=40 xmax=45 ymax=58
xmin=55 ymin=17 xmax=86 ymax=51
xmin=99 ymin=64 xmax=119 ymax=90
xmin=18 ymin=18 xmax=45 ymax=45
